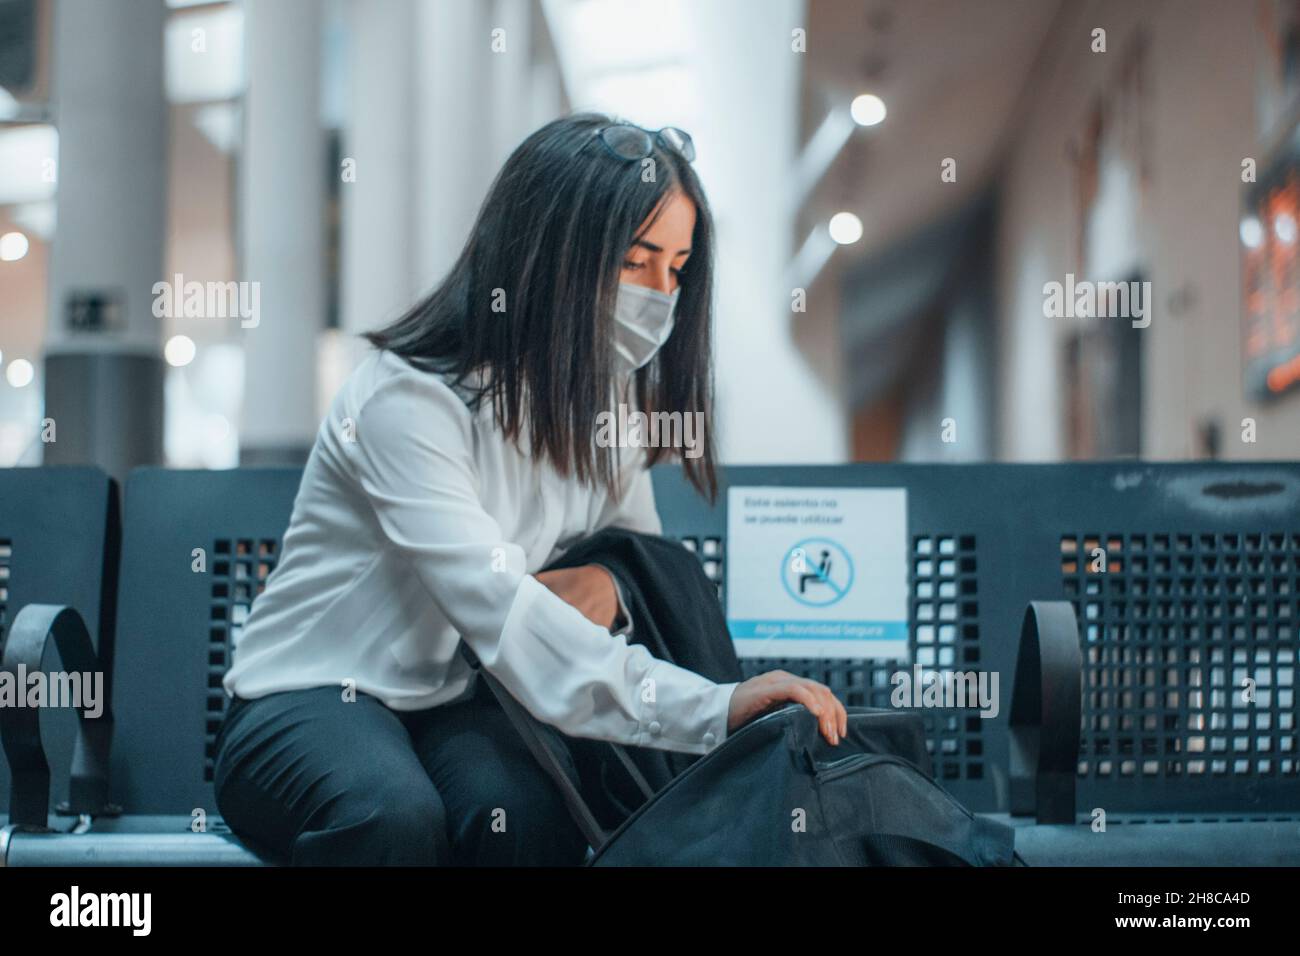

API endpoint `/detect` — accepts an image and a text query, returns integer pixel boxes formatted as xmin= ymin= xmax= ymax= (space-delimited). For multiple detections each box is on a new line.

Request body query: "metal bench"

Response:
xmin=3 ymin=467 xmax=300 ymax=865
xmin=652 ymin=462 xmax=1300 ymax=865
xmin=0 ymin=466 xmax=118 ymax=846
xmin=4 ymin=461 xmax=1297 ymax=864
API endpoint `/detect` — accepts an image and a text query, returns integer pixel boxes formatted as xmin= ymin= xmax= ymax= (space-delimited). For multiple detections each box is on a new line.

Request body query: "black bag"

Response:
xmin=461 ymin=646 xmax=1020 ymax=866
xmin=589 ymin=703 xmax=1017 ymax=866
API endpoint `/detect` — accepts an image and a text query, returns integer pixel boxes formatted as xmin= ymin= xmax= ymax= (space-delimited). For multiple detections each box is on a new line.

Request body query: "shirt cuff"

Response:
xmin=703 ymin=681 xmax=740 ymax=753
xmin=633 ymin=666 xmax=740 ymax=756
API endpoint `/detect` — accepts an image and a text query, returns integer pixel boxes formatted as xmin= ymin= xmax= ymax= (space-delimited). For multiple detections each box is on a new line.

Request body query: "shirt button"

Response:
xmin=648 ymin=721 xmax=662 ymax=736
xmin=703 ymin=731 xmax=717 ymax=748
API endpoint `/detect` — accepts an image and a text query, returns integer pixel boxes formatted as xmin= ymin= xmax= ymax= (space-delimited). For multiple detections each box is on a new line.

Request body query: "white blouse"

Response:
xmin=222 ymin=348 xmax=738 ymax=755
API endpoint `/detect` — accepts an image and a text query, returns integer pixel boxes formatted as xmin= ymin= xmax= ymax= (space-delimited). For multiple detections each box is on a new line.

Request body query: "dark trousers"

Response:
xmin=212 ymin=677 xmax=589 ymax=866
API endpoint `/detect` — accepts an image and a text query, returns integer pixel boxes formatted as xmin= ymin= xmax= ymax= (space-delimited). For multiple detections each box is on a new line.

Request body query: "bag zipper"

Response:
xmin=810 ymin=751 xmax=911 ymax=783
xmin=809 ymin=751 xmax=980 ymax=825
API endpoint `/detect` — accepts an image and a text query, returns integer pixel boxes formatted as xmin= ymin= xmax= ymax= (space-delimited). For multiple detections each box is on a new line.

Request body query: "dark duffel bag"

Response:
xmin=588 ymin=702 xmax=1018 ymax=867
xmin=460 ymin=641 xmax=1018 ymax=867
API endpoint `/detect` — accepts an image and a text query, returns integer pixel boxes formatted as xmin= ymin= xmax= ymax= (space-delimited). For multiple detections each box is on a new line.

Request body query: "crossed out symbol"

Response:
xmin=781 ymin=538 xmax=854 ymax=608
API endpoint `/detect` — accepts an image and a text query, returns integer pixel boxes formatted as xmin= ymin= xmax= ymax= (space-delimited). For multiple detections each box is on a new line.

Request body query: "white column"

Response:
xmin=412 ymin=0 xmax=495 ymax=289
xmin=339 ymin=0 xmax=418 ymax=367
xmin=693 ymin=0 xmax=846 ymax=463
xmin=487 ymin=0 xmax=534 ymax=171
xmin=43 ymin=0 xmax=168 ymax=481
xmin=528 ymin=52 xmax=565 ymax=132
xmin=238 ymin=0 xmax=325 ymax=464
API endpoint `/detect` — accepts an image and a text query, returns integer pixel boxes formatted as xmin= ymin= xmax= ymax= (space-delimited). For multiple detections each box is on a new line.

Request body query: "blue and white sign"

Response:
xmin=726 ymin=486 xmax=909 ymax=659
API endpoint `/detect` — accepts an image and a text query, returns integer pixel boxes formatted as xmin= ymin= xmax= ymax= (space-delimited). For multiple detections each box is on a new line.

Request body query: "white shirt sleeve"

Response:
xmin=347 ymin=370 xmax=736 ymax=755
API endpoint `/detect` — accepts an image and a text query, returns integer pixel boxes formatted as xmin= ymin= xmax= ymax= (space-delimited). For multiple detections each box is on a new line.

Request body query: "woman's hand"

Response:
xmin=728 ymin=670 xmax=848 ymax=746
xmin=535 ymin=565 xmax=620 ymax=630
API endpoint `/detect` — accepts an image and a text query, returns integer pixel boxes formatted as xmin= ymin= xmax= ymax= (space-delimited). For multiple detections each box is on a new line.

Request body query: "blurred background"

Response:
xmin=1 ymin=0 xmax=1299 ymax=483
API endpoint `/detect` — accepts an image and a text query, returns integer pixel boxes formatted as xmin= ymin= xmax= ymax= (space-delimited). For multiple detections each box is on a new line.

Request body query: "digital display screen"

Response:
xmin=1242 ymin=132 xmax=1300 ymax=400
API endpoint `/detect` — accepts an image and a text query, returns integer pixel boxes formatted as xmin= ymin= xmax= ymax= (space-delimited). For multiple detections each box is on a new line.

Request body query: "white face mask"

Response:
xmin=613 ymin=281 xmax=680 ymax=374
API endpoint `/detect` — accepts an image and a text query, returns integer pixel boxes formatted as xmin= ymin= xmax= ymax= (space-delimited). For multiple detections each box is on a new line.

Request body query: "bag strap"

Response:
xmin=457 ymin=643 xmax=654 ymax=850
xmin=606 ymin=739 xmax=656 ymax=802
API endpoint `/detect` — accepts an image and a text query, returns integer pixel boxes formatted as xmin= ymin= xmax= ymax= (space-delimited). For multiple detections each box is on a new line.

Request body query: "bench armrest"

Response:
xmin=1008 ymin=601 xmax=1082 ymax=824
xmin=1 ymin=604 xmax=115 ymax=828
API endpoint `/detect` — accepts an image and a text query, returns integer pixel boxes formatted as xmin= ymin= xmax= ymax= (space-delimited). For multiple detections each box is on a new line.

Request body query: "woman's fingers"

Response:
xmin=789 ymin=677 xmax=842 ymax=745
xmin=810 ymin=681 xmax=842 ymax=745
xmin=780 ymin=679 xmax=824 ymax=718
xmin=742 ymin=671 xmax=843 ymax=745
xmin=809 ymin=679 xmax=847 ymax=739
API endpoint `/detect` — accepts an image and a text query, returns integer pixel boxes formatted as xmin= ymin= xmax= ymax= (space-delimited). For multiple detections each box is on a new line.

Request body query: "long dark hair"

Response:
xmin=363 ymin=112 xmax=718 ymax=503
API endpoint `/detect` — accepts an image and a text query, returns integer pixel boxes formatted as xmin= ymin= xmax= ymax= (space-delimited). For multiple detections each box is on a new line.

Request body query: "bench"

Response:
xmin=0 ymin=467 xmax=118 ymax=837
xmin=654 ymin=462 xmax=1300 ymax=864
xmin=2 ymin=461 xmax=1297 ymax=865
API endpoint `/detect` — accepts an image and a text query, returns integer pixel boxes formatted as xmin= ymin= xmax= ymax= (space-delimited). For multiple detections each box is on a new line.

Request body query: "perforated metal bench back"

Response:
xmin=110 ymin=462 xmax=1298 ymax=819
xmin=0 ymin=466 xmax=117 ymax=813
xmin=651 ymin=462 xmax=1300 ymax=817
xmin=110 ymin=467 xmax=301 ymax=815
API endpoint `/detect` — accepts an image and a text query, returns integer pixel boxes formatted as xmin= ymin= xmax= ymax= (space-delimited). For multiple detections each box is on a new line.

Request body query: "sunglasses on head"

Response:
xmin=594 ymin=123 xmax=696 ymax=163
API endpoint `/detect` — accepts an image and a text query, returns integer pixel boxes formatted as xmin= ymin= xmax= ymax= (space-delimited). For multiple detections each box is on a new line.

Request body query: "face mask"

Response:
xmin=613 ymin=282 xmax=680 ymax=374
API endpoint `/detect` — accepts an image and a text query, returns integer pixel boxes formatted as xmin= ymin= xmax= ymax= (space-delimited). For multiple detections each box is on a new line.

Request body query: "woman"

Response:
xmin=214 ymin=112 xmax=848 ymax=866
